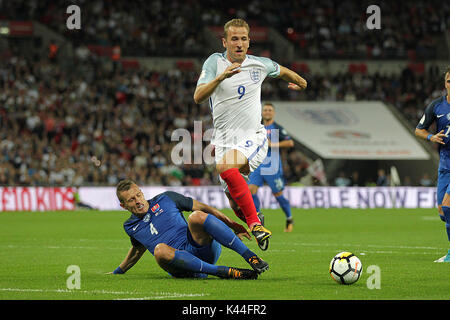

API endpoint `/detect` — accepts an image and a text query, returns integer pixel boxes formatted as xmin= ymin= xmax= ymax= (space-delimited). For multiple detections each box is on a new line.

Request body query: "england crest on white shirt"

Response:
xmin=249 ymin=68 xmax=261 ymax=83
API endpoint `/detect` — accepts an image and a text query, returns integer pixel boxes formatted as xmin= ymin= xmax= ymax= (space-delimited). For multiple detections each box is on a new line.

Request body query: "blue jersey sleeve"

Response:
xmin=417 ymin=98 xmax=440 ymax=130
xmin=130 ymin=236 xmax=143 ymax=248
xmin=162 ymin=191 xmax=193 ymax=212
xmin=276 ymin=123 xmax=292 ymax=141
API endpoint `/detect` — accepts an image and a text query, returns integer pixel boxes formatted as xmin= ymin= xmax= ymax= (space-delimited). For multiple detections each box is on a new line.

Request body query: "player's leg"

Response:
xmin=248 ymin=166 xmax=263 ymax=214
xmin=434 ymin=170 xmax=450 ymax=262
xmin=216 ymin=133 xmax=271 ymax=249
xmin=225 ymin=192 xmax=247 ymax=223
xmin=154 ymin=243 xmax=257 ymax=279
xmin=226 ymin=191 xmax=264 ymax=226
xmin=273 ymin=190 xmax=294 ymax=232
xmin=187 ymin=210 xmax=269 ymax=273
xmin=249 ymin=185 xmax=261 ymax=213
xmin=265 ymin=174 xmax=293 ymax=232
xmin=216 ymin=149 xmax=261 ymax=228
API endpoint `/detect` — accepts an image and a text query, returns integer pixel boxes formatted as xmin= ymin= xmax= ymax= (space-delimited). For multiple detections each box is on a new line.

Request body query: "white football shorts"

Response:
xmin=215 ymin=128 xmax=268 ymax=192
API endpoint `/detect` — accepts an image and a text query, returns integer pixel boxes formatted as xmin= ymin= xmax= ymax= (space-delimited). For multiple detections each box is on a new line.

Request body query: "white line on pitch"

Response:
xmin=277 ymin=242 xmax=446 ymax=250
xmin=0 ymin=288 xmax=208 ymax=299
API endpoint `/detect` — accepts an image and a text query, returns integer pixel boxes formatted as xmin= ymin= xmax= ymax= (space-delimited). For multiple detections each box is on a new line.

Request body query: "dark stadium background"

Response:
xmin=0 ymin=0 xmax=448 ymax=190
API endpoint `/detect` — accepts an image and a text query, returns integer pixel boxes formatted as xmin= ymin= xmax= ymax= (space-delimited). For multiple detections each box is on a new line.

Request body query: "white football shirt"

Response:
xmin=197 ymin=51 xmax=280 ymax=147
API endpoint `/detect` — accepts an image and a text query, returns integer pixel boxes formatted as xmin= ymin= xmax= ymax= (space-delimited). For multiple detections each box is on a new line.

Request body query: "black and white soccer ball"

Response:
xmin=329 ymin=252 xmax=362 ymax=285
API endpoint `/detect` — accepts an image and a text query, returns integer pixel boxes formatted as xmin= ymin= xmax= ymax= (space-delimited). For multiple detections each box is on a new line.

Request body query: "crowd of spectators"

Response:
xmin=0 ymin=46 xmax=445 ymax=187
xmin=1 ymin=0 xmax=448 ymax=59
xmin=0 ymin=0 xmax=447 ymax=187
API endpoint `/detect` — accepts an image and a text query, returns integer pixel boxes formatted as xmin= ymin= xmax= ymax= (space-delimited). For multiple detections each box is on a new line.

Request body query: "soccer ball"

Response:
xmin=329 ymin=252 xmax=362 ymax=285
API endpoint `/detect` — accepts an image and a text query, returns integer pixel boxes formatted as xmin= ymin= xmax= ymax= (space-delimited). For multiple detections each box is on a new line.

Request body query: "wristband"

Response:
xmin=427 ymin=134 xmax=433 ymax=141
xmin=113 ymin=266 xmax=124 ymax=274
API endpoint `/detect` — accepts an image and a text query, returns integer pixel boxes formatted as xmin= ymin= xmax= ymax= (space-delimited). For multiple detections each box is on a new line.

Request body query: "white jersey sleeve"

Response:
xmin=251 ymin=55 xmax=281 ymax=78
xmin=196 ymin=53 xmax=221 ymax=86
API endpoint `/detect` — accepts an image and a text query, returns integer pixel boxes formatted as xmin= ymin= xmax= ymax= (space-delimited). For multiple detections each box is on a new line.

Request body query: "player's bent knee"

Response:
xmin=154 ymin=243 xmax=174 ymax=264
xmin=216 ymin=163 xmax=236 ymax=174
xmin=189 ymin=210 xmax=208 ymax=226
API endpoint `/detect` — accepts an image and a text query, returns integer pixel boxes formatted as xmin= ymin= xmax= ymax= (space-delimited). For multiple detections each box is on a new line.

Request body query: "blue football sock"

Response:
xmin=441 ymin=206 xmax=450 ymax=241
xmin=252 ymin=193 xmax=261 ymax=213
xmin=203 ymin=214 xmax=255 ymax=260
xmin=276 ymin=194 xmax=292 ymax=219
xmin=169 ymin=250 xmax=224 ymax=276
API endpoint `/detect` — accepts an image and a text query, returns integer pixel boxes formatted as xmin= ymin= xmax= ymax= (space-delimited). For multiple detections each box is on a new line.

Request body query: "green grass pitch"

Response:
xmin=1 ymin=207 xmax=450 ymax=300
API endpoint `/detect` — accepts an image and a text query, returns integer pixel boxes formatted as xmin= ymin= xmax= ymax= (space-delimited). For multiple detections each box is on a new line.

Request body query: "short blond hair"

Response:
xmin=223 ymin=19 xmax=250 ymax=38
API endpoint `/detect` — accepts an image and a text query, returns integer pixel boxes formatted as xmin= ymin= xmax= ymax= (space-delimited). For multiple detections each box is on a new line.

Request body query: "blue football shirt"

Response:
xmin=261 ymin=121 xmax=292 ymax=171
xmin=417 ymin=95 xmax=450 ymax=170
xmin=123 ymin=191 xmax=193 ymax=255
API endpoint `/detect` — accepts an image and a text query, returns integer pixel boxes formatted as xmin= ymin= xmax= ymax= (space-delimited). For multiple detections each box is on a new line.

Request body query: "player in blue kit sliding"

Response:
xmin=108 ymin=179 xmax=268 ymax=278
xmin=249 ymin=102 xmax=295 ymax=233
xmin=415 ymin=66 xmax=450 ymax=262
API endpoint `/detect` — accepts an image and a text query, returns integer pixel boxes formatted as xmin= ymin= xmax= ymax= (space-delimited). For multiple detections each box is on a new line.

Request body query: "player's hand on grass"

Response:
xmin=219 ymin=62 xmax=241 ymax=81
xmin=431 ymin=130 xmax=446 ymax=145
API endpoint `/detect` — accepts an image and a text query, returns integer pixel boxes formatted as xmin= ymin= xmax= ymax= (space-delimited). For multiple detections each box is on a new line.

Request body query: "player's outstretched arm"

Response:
xmin=415 ymin=128 xmax=446 ymax=145
xmin=194 ymin=62 xmax=241 ymax=104
xmin=192 ymin=199 xmax=251 ymax=240
xmin=277 ymin=65 xmax=307 ymax=91
xmin=106 ymin=244 xmax=146 ymax=274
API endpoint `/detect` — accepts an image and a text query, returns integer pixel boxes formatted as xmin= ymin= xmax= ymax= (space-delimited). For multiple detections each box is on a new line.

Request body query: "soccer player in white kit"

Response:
xmin=194 ymin=19 xmax=307 ymax=250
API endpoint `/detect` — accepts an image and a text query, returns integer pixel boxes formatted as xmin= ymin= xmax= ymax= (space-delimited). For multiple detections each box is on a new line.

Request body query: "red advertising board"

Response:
xmin=9 ymin=21 xmax=33 ymax=36
xmin=0 ymin=187 xmax=75 ymax=211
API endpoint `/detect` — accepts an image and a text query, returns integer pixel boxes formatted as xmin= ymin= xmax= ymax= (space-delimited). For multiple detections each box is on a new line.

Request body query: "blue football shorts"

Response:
xmin=249 ymin=164 xmax=285 ymax=194
xmin=437 ymin=169 xmax=450 ymax=205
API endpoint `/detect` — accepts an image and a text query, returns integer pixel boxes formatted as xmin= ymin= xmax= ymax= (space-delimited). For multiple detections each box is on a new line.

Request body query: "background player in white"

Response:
xmin=194 ymin=19 xmax=307 ymax=250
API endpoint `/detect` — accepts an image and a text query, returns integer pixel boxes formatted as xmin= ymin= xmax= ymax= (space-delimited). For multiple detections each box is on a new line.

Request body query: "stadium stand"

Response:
xmin=0 ymin=0 xmax=448 ymax=187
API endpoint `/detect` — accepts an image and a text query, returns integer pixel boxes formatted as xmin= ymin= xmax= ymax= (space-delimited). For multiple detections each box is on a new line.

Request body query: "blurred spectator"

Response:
xmin=376 ymin=169 xmax=389 ymax=186
xmin=334 ymin=171 xmax=351 ymax=187
xmin=350 ymin=171 xmax=362 ymax=186
xmin=419 ymin=173 xmax=434 ymax=187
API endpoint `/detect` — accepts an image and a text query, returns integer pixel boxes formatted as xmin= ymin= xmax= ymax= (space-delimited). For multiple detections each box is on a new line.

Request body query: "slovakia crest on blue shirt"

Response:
xmin=151 ymin=203 xmax=160 ymax=213
xmin=249 ymin=68 xmax=261 ymax=83
xmin=151 ymin=203 xmax=164 ymax=216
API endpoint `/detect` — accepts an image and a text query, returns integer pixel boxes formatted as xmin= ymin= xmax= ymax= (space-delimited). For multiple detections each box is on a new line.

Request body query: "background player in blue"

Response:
xmin=108 ymin=179 xmax=269 ymax=278
xmin=248 ymin=102 xmax=295 ymax=233
xmin=415 ymin=66 xmax=450 ymax=262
